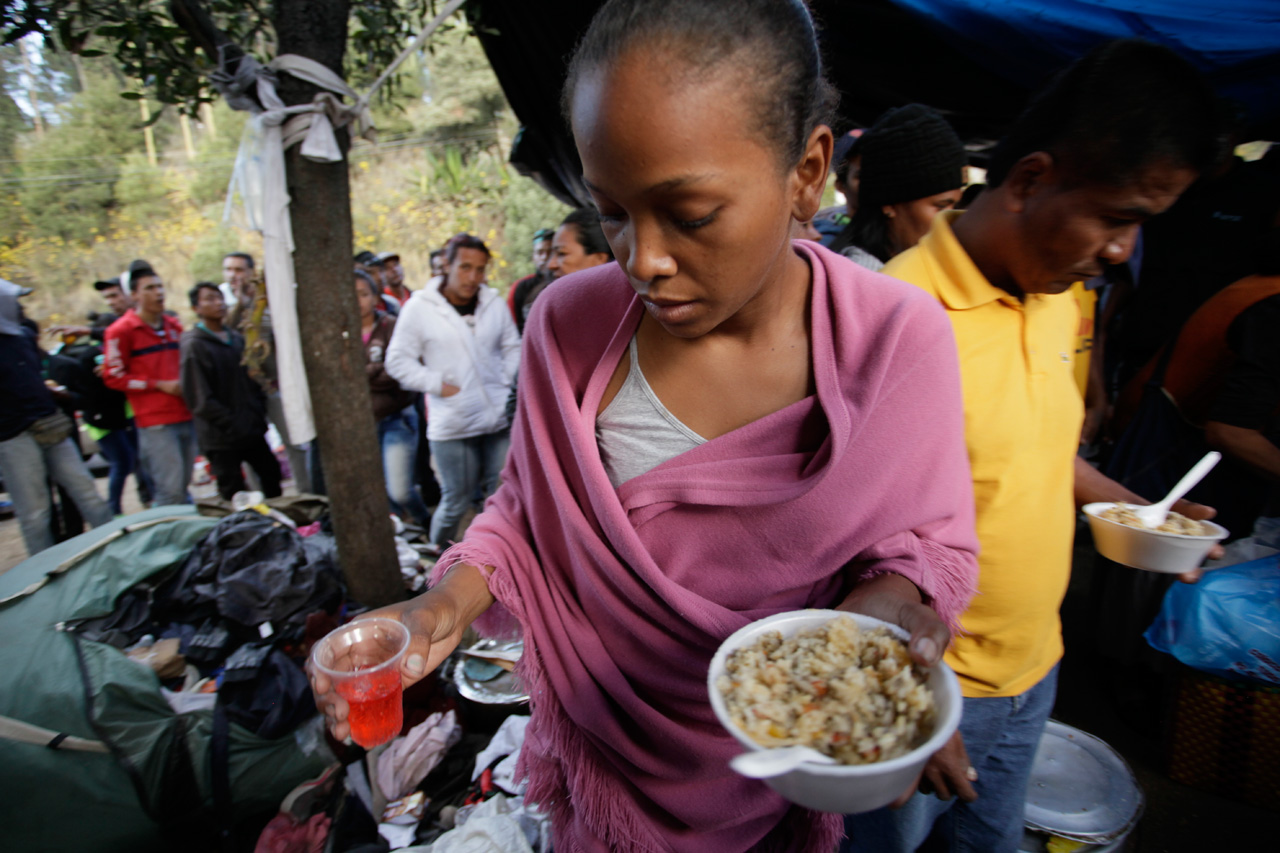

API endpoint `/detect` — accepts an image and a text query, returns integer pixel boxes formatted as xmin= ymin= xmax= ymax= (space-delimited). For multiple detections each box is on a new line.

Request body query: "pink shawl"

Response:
xmin=434 ymin=242 xmax=978 ymax=852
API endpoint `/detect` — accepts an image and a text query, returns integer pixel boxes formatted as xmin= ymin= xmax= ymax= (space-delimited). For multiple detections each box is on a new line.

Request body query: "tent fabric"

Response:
xmin=469 ymin=0 xmax=1279 ymax=206
xmin=0 ymin=507 xmax=334 ymax=851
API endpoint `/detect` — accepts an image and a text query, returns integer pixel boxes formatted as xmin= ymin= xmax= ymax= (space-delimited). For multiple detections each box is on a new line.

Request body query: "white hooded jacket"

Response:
xmin=385 ymin=278 xmax=520 ymax=442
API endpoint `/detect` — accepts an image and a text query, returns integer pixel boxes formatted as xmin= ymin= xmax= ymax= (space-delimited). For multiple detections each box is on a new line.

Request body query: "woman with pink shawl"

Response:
xmin=312 ymin=1 xmax=979 ymax=850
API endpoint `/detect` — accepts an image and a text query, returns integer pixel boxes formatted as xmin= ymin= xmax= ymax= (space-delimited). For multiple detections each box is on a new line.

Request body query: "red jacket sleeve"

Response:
xmin=102 ymin=324 xmax=151 ymax=393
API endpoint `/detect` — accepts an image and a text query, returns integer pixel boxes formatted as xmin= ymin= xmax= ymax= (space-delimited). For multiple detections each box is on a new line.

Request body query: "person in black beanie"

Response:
xmin=830 ymin=103 xmax=968 ymax=270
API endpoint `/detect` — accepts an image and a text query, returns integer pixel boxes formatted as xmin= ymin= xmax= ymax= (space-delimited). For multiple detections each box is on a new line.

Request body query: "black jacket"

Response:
xmin=46 ymin=342 xmax=131 ymax=431
xmin=179 ymin=325 xmax=268 ymax=451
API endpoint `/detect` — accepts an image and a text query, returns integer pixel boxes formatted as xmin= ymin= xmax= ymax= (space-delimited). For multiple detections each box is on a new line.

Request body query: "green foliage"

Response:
xmin=500 ymin=173 xmax=571 ymax=282
xmin=16 ymin=63 xmax=160 ymax=241
xmin=4 ymin=1 xmax=463 ymax=117
xmin=0 ymin=6 xmax=568 ymax=319
xmin=187 ymin=101 xmax=245 ymax=206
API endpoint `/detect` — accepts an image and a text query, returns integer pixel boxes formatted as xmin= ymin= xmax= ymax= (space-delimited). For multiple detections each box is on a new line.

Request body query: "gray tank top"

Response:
xmin=596 ymin=336 xmax=706 ymax=487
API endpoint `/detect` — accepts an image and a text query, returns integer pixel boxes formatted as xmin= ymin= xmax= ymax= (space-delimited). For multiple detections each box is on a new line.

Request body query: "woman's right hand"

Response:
xmin=308 ymin=592 xmax=466 ymax=743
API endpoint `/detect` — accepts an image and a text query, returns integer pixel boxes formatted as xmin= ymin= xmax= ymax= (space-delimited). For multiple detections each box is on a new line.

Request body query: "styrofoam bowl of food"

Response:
xmin=1083 ymin=502 xmax=1227 ymax=574
xmin=707 ymin=609 xmax=962 ymax=814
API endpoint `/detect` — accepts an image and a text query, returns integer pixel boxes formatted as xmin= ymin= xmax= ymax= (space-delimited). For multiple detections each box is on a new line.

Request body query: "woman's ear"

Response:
xmin=792 ymin=124 xmax=833 ymax=222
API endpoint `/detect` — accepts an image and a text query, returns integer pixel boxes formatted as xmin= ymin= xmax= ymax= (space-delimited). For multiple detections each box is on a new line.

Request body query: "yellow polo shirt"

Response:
xmin=884 ymin=211 xmax=1083 ymax=698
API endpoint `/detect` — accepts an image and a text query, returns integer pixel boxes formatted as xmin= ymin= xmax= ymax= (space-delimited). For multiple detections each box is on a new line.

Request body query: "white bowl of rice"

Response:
xmin=1083 ymin=502 xmax=1227 ymax=574
xmin=708 ymin=609 xmax=962 ymax=814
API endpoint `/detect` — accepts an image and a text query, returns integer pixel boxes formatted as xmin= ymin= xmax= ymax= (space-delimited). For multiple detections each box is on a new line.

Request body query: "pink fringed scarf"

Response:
xmin=433 ymin=242 xmax=978 ymax=852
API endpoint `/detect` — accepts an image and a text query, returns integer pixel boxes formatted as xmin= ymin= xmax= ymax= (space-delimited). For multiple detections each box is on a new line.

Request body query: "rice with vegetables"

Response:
xmin=716 ymin=615 xmax=935 ymax=765
xmin=1099 ymin=502 xmax=1209 ymax=535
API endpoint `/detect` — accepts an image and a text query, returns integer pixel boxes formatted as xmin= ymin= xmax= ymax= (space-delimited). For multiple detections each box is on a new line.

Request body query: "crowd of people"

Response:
xmin=3 ymin=0 xmax=1278 ymax=850
xmin=0 ymin=202 xmax=619 ymax=561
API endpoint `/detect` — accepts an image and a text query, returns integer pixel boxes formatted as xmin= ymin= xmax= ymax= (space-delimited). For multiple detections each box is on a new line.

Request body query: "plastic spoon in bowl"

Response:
xmin=730 ymin=746 xmax=837 ymax=779
xmin=1132 ymin=451 xmax=1222 ymax=530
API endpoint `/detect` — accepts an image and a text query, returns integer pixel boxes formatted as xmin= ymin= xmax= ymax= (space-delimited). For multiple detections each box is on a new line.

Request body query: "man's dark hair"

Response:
xmin=560 ymin=208 xmax=615 ymax=259
xmin=986 ymin=39 xmax=1224 ymax=189
xmin=223 ymin=251 xmax=255 ymax=269
xmin=188 ymin=281 xmax=222 ymax=308
xmin=444 ymin=233 xmax=491 ymax=265
xmin=563 ymin=0 xmax=837 ymax=170
xmin=126 ymin=267 xmax=159 ymax=294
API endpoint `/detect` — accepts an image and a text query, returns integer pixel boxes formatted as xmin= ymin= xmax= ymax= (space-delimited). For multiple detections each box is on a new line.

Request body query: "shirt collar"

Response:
xmin=919 ymin=211 xmax=1024 ymax=311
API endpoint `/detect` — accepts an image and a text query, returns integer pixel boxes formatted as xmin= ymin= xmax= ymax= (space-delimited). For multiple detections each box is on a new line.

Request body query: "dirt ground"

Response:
xmin=0 ymin=467 xmax=258 ymax=575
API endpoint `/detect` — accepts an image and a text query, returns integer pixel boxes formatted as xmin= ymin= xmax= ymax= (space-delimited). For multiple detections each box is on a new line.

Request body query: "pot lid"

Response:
xmin=1023 ymin=719 xmax=1144 ymax=843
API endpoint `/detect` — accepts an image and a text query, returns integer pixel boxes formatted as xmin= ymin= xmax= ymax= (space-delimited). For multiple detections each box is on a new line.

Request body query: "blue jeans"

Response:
xmin=842 ymin=665 xmax=1060 ymax=853
xmin=428 ymin=429 xmax=510 ymax=547
xmin=379 ymin=405 xmax=431 ymax=526
xmin=137 ymin=421 xmax=196 ymax=507
xmin=96 ymin=424 xmax=140 ymax=515
xmin=0 ymin=431 xmax=113 ymax=557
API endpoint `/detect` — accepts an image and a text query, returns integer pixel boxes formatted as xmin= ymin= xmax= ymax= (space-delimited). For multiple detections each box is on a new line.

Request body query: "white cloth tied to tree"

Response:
xmin=218 ymin=52 xmax=375 ymax=446
xmin=216 ymin=0 xmax=466 ymax=448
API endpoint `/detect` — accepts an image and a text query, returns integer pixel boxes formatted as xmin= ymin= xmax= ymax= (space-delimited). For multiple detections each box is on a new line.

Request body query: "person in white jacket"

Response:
xmin=386 ymin=234 xmax=521 ymax=549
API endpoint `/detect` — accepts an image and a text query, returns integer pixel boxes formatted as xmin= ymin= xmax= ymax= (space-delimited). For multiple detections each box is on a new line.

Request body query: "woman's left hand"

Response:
xmin=836 ymin=572 xmax=956 ymax=804
xmin=834 ymin=572 xmax=949 ymax=666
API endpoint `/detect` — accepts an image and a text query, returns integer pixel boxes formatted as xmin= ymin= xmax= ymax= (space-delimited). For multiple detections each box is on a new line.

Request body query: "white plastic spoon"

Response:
xmin=458 ymin=647 xmax=523 ymax=663
xmin=1132 ymin=451 xmax=1222 ymax=530
xmin=729 ymin=746 xmax=837 ymax=779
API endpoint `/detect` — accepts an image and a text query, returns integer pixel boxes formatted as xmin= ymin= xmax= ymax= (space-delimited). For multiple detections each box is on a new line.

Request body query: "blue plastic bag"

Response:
xmin=1145 ymin=554 xmax=1280 ymax=684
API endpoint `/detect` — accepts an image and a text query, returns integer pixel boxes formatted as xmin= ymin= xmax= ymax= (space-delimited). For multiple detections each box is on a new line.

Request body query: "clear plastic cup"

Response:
xmin=311 ymin=617 xmax=410 ymax=748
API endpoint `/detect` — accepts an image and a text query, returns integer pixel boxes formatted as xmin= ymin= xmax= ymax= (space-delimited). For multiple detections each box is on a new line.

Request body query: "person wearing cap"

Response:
xmin=841 ymin=41 xmax=1223 ymax=853
xmin=356 ymin=251 xmax=401 ymax=316
xmin=102 ymin=263 xmax=197 ymax=507
xmin=377 ymin=251 xmax=411 ymax=308
xmin=45 ymin=276 xmax=135 ymax=343
xmin=507 ymin=228 xmax=555 ymax=333
xmin=830 ymin=104 xmax=968 ymax=272
xmin=0 ymin=280 xmax=113 ymax=556
xmin=46 ymin=326 xmax=150 ymax=515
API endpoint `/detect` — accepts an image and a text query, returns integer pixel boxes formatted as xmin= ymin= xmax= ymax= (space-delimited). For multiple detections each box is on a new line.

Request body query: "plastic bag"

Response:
xmin=1145 ymin=554 xmax=1280 ymax=684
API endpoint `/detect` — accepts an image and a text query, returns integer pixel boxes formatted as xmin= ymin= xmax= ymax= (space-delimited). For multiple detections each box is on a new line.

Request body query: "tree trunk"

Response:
xmin=274 ymin=0 xmax=403 ymax=607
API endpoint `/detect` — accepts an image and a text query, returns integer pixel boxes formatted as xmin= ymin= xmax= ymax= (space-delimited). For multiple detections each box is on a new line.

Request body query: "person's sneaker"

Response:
xmin=0 ymin=499 xmax=13 ymax=519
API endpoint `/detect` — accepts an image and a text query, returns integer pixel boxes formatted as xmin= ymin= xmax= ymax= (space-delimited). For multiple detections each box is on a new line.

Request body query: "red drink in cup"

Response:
xmin=311 ymin=618 xmax=411 ymax=749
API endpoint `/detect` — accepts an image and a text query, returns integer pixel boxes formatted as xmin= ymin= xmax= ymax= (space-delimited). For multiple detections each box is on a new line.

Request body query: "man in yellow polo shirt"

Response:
xmin=843 ymin=40 xmax=1222 ymax=853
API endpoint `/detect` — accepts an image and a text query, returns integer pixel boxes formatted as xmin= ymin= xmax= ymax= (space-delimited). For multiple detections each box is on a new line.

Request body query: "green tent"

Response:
xmin=0 ymin=506 xmax=335 ymax=852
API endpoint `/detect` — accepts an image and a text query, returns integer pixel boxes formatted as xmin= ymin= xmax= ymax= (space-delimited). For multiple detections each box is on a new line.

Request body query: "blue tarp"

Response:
xmin=894 ymin=0 xmax=1280 ymax=137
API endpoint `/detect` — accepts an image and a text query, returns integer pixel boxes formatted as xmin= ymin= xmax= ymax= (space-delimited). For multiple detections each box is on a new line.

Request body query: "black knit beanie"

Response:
xmin=857 ymin=104 xmax=967 ymax=209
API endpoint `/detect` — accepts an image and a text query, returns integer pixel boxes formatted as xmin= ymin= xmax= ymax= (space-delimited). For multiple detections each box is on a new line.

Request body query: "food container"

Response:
xmin=1083 ymin=502 xmax=1227 ymax=574
xmin=707 ymin=609 xmax=962 ymax=814
xmin=452 ymin=638 xmax=529 ymax=733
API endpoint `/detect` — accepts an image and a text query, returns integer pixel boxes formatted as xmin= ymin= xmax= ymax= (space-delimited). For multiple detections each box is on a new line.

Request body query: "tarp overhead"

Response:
xmin=469 ymin=0 xmax=1280 ymax=206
